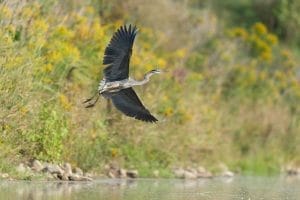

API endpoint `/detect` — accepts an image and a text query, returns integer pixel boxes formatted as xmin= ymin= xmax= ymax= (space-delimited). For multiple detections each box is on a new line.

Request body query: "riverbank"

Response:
xmin=1 ymin=159 xmax=300 ymax=181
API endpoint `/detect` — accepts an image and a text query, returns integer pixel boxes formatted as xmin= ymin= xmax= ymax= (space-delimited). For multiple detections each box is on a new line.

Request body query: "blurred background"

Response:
xmin=0 ymin=0 xmax=299 ymax=177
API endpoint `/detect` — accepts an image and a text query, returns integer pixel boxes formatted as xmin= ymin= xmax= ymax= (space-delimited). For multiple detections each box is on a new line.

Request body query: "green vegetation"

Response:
xmin=1 ymin=0 xmax=300 ymax=177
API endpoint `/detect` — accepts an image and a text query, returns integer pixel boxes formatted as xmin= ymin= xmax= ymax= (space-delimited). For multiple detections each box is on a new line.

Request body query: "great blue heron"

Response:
xmin=84 ymin=24 xmax=161 ymax=122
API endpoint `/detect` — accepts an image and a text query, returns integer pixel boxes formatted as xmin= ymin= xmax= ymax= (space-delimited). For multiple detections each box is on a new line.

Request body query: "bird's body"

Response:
xmin=84 ymin=25 xmax=161 ymax=122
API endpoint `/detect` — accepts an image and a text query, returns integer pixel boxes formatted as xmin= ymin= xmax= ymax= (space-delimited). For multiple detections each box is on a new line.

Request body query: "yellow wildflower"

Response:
xmin=164 ymin=107 xmax=174 ymax=116
xmin=59 ymin=94 xmax=71 ymax=110
xmin=175 ymin=48 xmax=187 ymax=59
xmin=254 ymin=37 xmax=270 ymax=52
xmin=76 ymin=24 xmax=90 ymax=40
xmin=62 ymin=43 xmax=80 ymax=62
xmin=54 ymin=26 xmax=74 ymax=40
xmin=47 ymin=51 xmax=63 ymax=64
xmin=74 ymin=14 xmax=88 ymax=24
xmin=266 ymin=33 xmax=278 ymax=45
xmin=252 ymin=22 xmax=267 ymax=35
xmin=21 ymin=7 xmax=34 ymax=18
xmin=111 ymin=148 xmax=118 ymax=158
xmin=32 ymin=19 xmax=49 ymax=34
xmin=228 ymin=27 xmax=248 ymax=39
xmin=43 ymin=63 xmax=53 ymax=72
xmin=91 ymin=21 xmax=105 ymax=42
xmin=21 ymin=106 xmax=28 ymax=115
xmin=260 ymin=50 xmax=272 ymax=62
xmin=0 ymin=5 xmax=12 ymax=19
xmin=157 ymin=58 xmax=167 ymax=68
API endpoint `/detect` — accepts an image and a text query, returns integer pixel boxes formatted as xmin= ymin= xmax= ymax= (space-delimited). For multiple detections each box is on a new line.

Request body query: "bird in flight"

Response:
xmin=84 ymin=24 xmax=162 ymax=122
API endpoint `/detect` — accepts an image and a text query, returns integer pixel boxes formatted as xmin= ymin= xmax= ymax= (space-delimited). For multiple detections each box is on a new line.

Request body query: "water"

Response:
xmin=0 ymin=176 xmax=299 ymax=200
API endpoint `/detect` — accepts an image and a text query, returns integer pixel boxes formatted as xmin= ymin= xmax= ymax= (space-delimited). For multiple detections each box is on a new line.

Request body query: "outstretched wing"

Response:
xmin=109 ymin=88 xmax=158 ymax=123
xmin=103 ymin=24 xmax=137 ymax=82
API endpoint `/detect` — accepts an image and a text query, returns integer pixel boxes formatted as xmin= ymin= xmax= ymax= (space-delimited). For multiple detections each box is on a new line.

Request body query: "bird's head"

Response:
xmin=149 ymin=69 xmax=163 ymax=74
xmin=144 ymin=69 xmax=164 ymax=79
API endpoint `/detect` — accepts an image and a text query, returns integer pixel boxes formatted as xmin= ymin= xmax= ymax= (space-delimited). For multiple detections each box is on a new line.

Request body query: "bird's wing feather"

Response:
xmin=103 ymin=25 xmax=137 ymax=81
xmin=109 ymin=88 xmax=158 ymax=123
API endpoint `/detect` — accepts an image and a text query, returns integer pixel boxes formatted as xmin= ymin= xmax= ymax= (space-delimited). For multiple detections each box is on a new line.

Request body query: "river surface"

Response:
xmin=0 ymin=176 xmax=299 ymax=200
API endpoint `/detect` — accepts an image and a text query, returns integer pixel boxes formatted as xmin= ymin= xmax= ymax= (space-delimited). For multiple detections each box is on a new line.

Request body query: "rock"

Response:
xmin=173 ymin=168 xmax=185 ymax=178
xmin=51 ymin=173 xmax=60 ymax=180
xmin=42 ymin=164 xmax=64 ymax=175
xmin=25 ymin=166 xmax=32 ymax=172
xmin=16 ymin=163 xmax=26 ymax=173
xmin=57 ymin=173 xmax=69 ymax=181
xmin=63 ymin=163 xmax=72 ymax=175
xmin=184 ymin=171 xmax=198 ymax=179
xmin=287 ymin=169 xmax=298 ymax=175
xmin=198 ymin=171 xmax=213 ymax=178
xmin=80 ymin=176 xmax=93 ymax=181
xmin=84 ymin=172 xmax=93 ymax=178
xmin=197 ymin=171 xmax=213 ymax=178
xmin=108 ymin=171 xmax=116 ymax=178
xmin=196 ymin=166 xmax=213 ymax=178
xmin=197 ymin=166 xmax=207 ymax=174
xmin=69 ymin=174 xmax=81 ymax=181
xmin=153 ymin=170 xmax=159 ymax=178
xmin=31 ymin=160 xmax=43 ymax=172
xmin=118 ymin=168 xmax=127 ymax=178
xmin=126 ymin=170 xmax=138 ymax=178
xmin=69 ymin=174 xmax=92 ymax=181
xmin=173 ymin=167 xmax=213 ymax=179
xmin=74 ymin=167 xmax=83 ymax=176
xmin=221 ymin=170 xmax=234 ymax=177
xmin=1 ymin=173 xmax=9 ymax=178
xmin=285 ymin=165 xmax=300 ymax=176
xmin=45 ymin=173 xmax=56 ymax=181
xmin=104 ymin=164 xmax=111 ymax=171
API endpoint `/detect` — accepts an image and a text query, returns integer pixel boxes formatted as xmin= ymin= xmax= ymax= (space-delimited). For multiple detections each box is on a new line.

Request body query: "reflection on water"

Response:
xmin=0 ymin=176 xmax=300 ymax=200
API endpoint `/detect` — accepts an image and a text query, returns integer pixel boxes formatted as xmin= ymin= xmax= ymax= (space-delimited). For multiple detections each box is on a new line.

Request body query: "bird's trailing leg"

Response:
xmin=83 ymin=92 xmax=99 ymax=108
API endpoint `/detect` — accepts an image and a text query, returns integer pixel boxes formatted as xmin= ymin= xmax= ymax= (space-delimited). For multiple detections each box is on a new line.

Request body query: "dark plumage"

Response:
xmin=103 ymin=24 xmax=137 ymax=82
xmin=104 ymin=88 xmax=158 ymax=122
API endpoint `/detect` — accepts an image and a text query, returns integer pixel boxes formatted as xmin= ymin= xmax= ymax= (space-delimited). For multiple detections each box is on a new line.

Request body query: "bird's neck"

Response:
xmin=134 ymin=72 xmax=154 ymax=85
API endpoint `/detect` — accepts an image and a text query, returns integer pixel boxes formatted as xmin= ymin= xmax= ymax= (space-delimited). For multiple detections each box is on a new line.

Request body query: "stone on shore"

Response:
xmin=62 ymin=163 xmax=72 ymax=175
xmin=31 ymin=160 xmax=43 ymax=172
xmin=42 ymin=164 xmax=64 ymax=175
xmin=105 ymin=163 xmax=139 ymax=178
xmin=173 ymin=166 xmax=213 ymax=179
xmin=126 ymin=170 xmax=138 ymax=178
xmin=118 ymin=168 xmax=127 ymax=178
xmin=16 ymin=163 xmax=26 ymax=173
xmin=74 ymin=167 xmax=83 ymax=176
xmin=69 ymin=174 xmax=92 ymax=181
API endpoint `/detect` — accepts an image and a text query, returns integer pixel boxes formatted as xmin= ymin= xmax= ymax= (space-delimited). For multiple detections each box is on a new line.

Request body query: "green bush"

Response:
xmin=24 ymin=106 xmax=68 ymax=161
